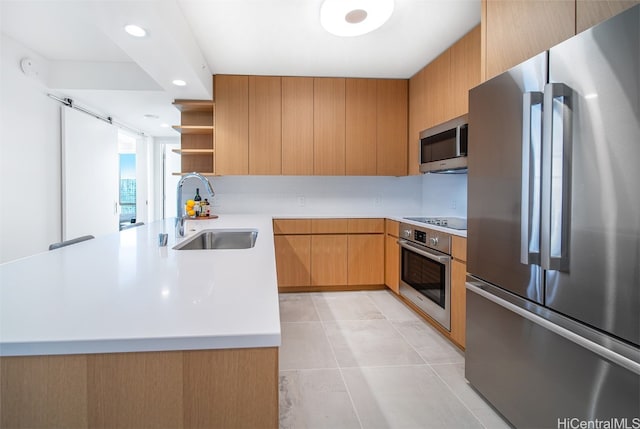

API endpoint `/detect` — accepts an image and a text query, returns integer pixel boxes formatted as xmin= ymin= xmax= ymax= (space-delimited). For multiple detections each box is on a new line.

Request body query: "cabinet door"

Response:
xmin=311 ymin=235 xmax=348 ymax=286
xmin=282 ymin=77 xmax=314 ymax=175
xmin=485 ymin=0 xmax=575 ymax=80
xmin=347 ymin=234 xmax=384 ymax=285
xmin=346 ymin=78 xmax=377 ymax=175
xmin=424 ymin=51 xmax=452 ymax=128
xmin=408 ymin=68 xmax=427 ymax=175
xmin=385 ymin=234 xmax=400 ymax=294
xmin=450 ymin=25 xmax=481 ymax=118
xmin=249 ymin=76 xmax=281 ymax=175
xmin=215 ymin=75 xmax=249 ymax=175
xmin=377 ymin=79 xmax=408 ymax=176
xmin=274 ymin=235 xmax=311 ymax=288
xmin=451 ymin=259 xmax=467 ymax=347
xmin=576 ymin=0 xmax=639 ymax=33
xmin=314 ymin=78 xmax=346 ymax=175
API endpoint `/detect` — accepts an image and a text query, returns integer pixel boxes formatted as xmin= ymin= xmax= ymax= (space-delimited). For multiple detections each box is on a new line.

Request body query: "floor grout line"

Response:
xmin=280 ymin=291 xmax=509 ymax=429
xmin=311 ymin=293 xmax=365 ymax=429
xmin=428 ymin=362 xmax=493 ymax=429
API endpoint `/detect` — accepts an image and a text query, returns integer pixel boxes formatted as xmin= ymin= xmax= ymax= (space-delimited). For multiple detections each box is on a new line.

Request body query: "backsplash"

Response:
xmin=178 ymin=175 xmax=423 ymax=217
xmin=175 ymin=173 xmax=467 ymax=218
xmin=421 ymin=173 xmax=468 ymax=218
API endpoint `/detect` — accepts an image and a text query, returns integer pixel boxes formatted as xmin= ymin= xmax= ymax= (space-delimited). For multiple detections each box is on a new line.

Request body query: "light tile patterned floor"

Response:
xmin=279 ymin=290 xmax=513 ymax=429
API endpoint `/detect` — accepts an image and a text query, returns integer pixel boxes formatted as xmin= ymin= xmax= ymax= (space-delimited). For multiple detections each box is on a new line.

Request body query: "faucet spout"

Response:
xmin=176 ymin=172 xmax=215 ymax=237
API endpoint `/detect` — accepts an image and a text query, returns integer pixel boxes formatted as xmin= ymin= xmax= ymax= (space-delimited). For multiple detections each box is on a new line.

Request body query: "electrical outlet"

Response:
xmin=451 ymin=199 xmax=457 ymax=209
xmin=374 ymin=196 xmax=382 ymax=206
xmin=297 ymin=196 xmax=306 ymax=207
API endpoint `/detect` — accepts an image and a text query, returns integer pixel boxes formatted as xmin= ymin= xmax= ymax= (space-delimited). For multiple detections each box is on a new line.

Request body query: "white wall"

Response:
xmin=421 ymin=173 xmax=468 ymax=218
xmin=179 ymin=175 xmax=423 ymax=217
xmin=0 ymin=35 xmax=61 ymax=263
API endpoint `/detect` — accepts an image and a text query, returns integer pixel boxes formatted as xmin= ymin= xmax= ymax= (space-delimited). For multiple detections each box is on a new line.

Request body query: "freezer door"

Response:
xmin=545 ymin=5 xmax=640 ymax=346
xmin=468 ymin=53 xmax=547 ymax=304
xmin=466 ymin=279 xmax=640 ymax=428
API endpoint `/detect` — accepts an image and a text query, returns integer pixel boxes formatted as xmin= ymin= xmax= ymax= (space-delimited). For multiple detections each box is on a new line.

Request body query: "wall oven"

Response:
xmin=398 ymin=223 xmax=452 ymax=331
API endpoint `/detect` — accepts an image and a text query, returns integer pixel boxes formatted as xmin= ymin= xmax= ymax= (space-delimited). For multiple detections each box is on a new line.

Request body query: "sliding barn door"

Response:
xmin=61 ymin=106 xmax=119 ymax=240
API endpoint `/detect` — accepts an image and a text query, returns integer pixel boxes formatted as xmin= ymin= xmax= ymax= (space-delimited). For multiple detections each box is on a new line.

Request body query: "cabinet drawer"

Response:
xmin=311 ymin=219 xmax=349 ymax=234
xmin=273 ymin=219 xmax=312 ymax=235
xmin=347 ymin=218 xmax=384 ymax=234
xmin=452 ymin=236 xmax=467 ymax=262
xmin=385 ymin=219 xmax=399 ymax=237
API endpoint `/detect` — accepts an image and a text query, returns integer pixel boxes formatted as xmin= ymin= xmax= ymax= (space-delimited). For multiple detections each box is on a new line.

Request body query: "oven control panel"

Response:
xmin=400 ymin=223 xmax=451 ymax=255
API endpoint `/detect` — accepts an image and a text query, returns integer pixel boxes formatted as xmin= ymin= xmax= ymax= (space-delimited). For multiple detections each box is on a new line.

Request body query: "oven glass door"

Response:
xmin=401 ymin=246 xmax=446 ymax=308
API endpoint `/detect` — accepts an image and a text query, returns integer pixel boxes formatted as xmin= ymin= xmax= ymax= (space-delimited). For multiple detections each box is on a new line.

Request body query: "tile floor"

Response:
xmin=278 ymin=290 xmax=512 ymax=429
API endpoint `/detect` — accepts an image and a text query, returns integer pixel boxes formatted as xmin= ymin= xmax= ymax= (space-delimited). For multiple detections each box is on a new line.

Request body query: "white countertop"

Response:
xmin=272 ymin=215 xmax=467 ymax=238
xmin=0 ymin=215 xmax=280 ymax=357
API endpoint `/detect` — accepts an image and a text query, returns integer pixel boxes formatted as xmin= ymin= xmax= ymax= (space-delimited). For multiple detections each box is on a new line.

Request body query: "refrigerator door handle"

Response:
xmin=541 ymin=82 xmax=572 ymax=272
xmin=521 ymin=91 xmax=543 ymax=266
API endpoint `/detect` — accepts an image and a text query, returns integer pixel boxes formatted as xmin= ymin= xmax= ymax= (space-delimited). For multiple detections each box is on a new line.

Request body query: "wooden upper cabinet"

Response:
xmin=450 ymin=25 xmax=481 ymax=118
xmin=249 ymin=76 xmax=281 ymax=175
xmin=408 ymin=68 xmax=426 ymax=175
xmin=376 ymin=79 xmax=408 ymax=176
xmin=314 ymin=78 xmax=346 ymax=175
xmin=576 ymin=0 xmax=639 ymax=33
xmin=282 ymin=77 xmax=314 ymax=175
xmin=346 ymin=79 xmax=377 ymax=175
xmin=215 ymin=75 xmax=249 ymax=175
xmin=424 ymin=50 xmax=452 ymax=128
xmin=484 ymin=0 xmax=575 ymax=80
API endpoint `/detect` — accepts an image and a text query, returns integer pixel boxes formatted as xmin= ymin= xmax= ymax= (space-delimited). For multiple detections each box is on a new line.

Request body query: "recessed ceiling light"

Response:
xmin=172 ymin=79 xmax=187 ymax=87
xmin=160 ymin=123 xmax=170 ymax=128
xmin=321 ymin=0 xmax=394 ymax=37
xmin=144 ymin=114 xmax=159 ymax=119
xmin=124 ymin=24 xmax=147 ymax=38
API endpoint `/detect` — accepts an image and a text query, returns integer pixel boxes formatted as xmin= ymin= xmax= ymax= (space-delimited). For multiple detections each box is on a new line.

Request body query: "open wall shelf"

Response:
xmin=171 ymin=100 xmax=215 ymax=175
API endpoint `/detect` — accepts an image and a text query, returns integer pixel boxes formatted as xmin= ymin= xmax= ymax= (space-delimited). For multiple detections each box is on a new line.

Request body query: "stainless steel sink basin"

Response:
xmin=173 ymin=229 xmax=258 ymax=250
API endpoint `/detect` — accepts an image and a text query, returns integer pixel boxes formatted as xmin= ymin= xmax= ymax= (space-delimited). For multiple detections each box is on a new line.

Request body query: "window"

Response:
xmin=118 ymin=132 xmax=137 ymax=228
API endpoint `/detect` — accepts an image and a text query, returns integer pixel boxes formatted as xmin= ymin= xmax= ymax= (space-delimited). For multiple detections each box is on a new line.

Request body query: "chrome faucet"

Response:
xmin=176 ymin=172 xmax=215 ymax=237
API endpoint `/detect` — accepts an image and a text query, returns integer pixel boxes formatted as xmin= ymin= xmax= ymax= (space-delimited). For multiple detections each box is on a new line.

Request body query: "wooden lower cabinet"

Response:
xmin=450 ymin=259 xmax=467 ymax=348
xmin=274 ymin=218 xmax=386 ymax=291
xmin=274 ymin=235 xmax=311 ymax=288
xmin=1 ymin=348 xmax=278 ymax=429
xmin=311 ymin=235 xmax=348 ymax=286
xmin=348 ymin=234 xmax=384 ymax=285
xmin=384 ymin=219 xmax=400 ymax=294
xmin=450 ymin=236 xmax=468 ymax=348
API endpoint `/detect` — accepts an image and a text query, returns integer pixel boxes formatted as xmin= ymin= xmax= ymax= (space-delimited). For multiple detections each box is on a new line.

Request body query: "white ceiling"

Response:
xmin=1 ymin=0 xmax=480 ymax=138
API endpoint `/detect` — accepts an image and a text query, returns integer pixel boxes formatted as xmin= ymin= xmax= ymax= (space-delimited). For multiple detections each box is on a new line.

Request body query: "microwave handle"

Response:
xmin=456 ymin=125 xmax=462 ymax=157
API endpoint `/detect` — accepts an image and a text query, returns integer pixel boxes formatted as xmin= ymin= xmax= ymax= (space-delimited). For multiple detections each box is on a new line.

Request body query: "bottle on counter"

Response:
xmin=194 ymin=188 xmax=202 ymax=202
xmin=203 ymin=199 xmax=211 ymax=217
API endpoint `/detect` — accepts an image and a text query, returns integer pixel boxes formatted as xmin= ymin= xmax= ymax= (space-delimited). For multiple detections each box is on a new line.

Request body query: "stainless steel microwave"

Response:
xmin=419 ymin=114 xmax=468 ymax=173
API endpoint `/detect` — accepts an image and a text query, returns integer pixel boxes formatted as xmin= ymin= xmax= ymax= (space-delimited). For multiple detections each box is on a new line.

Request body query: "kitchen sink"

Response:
xmin=173 ymin=229 xmax=258 ymax=250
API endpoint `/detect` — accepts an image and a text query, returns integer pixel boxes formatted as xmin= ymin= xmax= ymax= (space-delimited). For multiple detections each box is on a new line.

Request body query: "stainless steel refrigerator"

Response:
xmin=466 ymin=6 xmax=640 ymax=428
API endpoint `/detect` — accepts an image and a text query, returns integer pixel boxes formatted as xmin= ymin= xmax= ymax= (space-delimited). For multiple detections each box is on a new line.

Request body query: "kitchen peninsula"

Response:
xmin=0 ymin=215 xmax=280 ymax=428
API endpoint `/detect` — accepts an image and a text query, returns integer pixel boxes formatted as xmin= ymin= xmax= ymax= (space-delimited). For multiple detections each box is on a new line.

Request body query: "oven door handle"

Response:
xmin=398 ymin=240 xmax=451 ymax=263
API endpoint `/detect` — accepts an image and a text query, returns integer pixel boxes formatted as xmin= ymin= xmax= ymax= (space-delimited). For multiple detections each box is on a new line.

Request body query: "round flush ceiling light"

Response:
xmin=124 ymin=24 xmax=147 ymax=38
xmin=172 ymin=79 xmax=187 ymax=87
xmin=320 ymin=0 xmax=394 ymax=37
